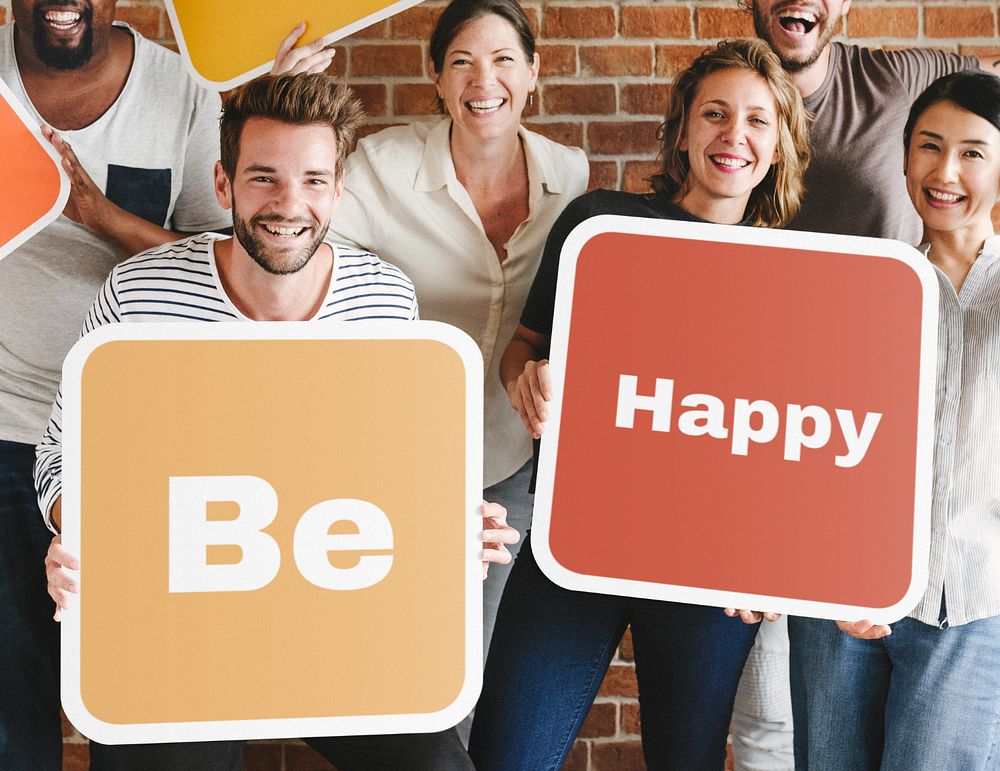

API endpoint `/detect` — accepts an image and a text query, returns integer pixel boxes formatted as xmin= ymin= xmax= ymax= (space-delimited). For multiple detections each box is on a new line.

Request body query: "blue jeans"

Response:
xmin=0 ymin=440 xmax=62 ymax=770
xmin=468 ymin=533 xmax=759 ymax=770
xmin=788 ymin=612 xmax=1000 ymax=770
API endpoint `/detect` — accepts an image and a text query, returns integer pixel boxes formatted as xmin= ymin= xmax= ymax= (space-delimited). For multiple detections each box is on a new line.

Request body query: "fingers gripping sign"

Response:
xmin=45 ymin=532 xmax=80 ymax=623
xmin=508 ymin=359 xmax=552 ymax=439
xmin=41 ymin=125 xmax=111 ymax=231
xmin=480 ymin=500 xmax=520 ymax=579
xmin=270 ymin=23 xmax=337 ymax=76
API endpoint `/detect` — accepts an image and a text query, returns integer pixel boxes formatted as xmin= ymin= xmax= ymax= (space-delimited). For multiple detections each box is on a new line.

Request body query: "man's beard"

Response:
xmin=232 ymin=207 xmax=328 ymax=276
xmin=752 ymin=5 xmax=840 ymax=73
xmin=32 ymin=3 xmax=95 ymax=70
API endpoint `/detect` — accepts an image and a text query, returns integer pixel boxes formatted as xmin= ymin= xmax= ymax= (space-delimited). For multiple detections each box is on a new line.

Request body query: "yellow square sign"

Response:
xmin=59 ymin=321 xmax=483 ymax=743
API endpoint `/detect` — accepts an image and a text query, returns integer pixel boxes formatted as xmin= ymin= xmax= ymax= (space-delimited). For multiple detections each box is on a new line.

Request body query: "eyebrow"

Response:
xmin=700 ymin=99 xmax=774 ymax=113
xmin=449 ymin=47 xmax=518 ymax=56
xmin=917 ymin=130 xmax=990 ymax=146
xmin=243 ymin=164 xmax=334 ymax=176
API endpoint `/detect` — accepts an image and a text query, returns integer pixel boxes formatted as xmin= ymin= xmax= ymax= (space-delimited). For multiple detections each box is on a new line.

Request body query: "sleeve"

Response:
xmin=885 ymin=47 xmax=981 ymax=100
xmin=327 ymin=142 xmax=386 ymax=252
xmin=167 ymin=84 xmax=229 ymax=233
xmin=34 ymin=272 xmax=125 ymax=532
xmin=520 ymin=191 xmax=600 ymax=337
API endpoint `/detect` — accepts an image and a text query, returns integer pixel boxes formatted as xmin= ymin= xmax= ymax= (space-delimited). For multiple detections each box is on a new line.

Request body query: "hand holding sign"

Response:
xmin=270 ymin=23 xmax=337 ymax=76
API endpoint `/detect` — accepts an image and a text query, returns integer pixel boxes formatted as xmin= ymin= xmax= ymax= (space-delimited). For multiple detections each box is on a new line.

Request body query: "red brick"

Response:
xmin=351 ymin=44 xmax=423 ymax=76
xmin=695 ymin=7 xmax=754 ymax=38
xmin=525 ymin=6 xmax=540 ymax=39
xmin=960 ymin=45 xmax=1000 ymax=62
xmin=621 ymin=701 xmax=642 ymax=735
xmin=526 ymin=121 xmax=584 ymax=148
xmin=358 ymin=122 xmax=405 ymax=140
xmin=351 ymin=83 xmax=387 ymax=117
xmin=393 ymin=83 xmax=438 ymax=116
xmin=591 ymin=739 xmax=646 ymax=770
xmin=655 ymin=44 xmax=706 ymax=78
xmin=545 ymin=5 xmax=616 ymax=39
xmin=619 ymin=626 xmax=635 ymax=660
xmin=63 ymin=743 xmax=90 ymax=771
xmin=926 ymin=6 xmax=995 ymax=38
xmin=847 ymin=6 xmax=918 ymax=38
xmin=544 ymin=83 xmax=616 ymax=115
xmin=284 ymin=741 xmax=336 ymax=769
xmin=579 ymin=701 xmax=617 ymax=738
xmin=350 ymin=19 xmax=388 ymax=39
xmin=580 ymin=45 xmax=653 ymax=76
xmin=115 ymin=5 xmax=161 ymax=38
xmin=623 ymin=160 xmax=660 ymax=194
xmin=622 ymin=83 xmax=670 ymax=115
xmin=244 ymin=742 xmax=283 ymax=771
xmin=726 ymin=740 xmax=736 ymax=770
xmin=562 ymin=740 xmax=590 ymax=771
xmin=538 ymin=43 xmax=578 ymax=76
xmin=392 ymin=5 xmax=443 ymax=38
xmin=0 ymin=8 xmax=6 ymax=25
xmin=589 ymin=120 xmax=660 ymax=155
xmin=598 ymin=663 xmax=639 ymax=697
xmin=61 ymin=708 xmax=76 ymax=737
xmin=588 ymin=160 xmax=618 ymax=191
xmin=621 ymin=5 xmax=691 ymax=38
xmin=328 ymin=46 xmax=347 ymax=78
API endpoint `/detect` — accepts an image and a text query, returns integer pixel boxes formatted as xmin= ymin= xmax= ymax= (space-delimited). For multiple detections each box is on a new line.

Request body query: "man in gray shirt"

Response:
xmin=729 ymin=3 xmax=998 ymax=769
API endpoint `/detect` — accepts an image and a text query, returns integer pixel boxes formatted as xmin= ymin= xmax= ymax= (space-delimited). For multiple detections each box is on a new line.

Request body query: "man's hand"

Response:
xmin=724 ymin=608 xmax=781 ymax=624
xmin=835 ymin=619 xmax=891 ymax=640
xmin=507 ymin=359 xmax=552 ymax=439
xmin=271 ymin=23 xmax=337 ymax=76
xmin=480 ymin=501 xmax=520 ymax=579
xmin=45 ymin=534 xmax=80 ymax=622
xmin=42 ymin=125 xmax=116 ymax=233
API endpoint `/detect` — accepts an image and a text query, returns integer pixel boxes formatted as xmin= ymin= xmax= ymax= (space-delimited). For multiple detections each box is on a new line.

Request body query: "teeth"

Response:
xmin=262 ymin=224 xmax=306 ymax=236
xmin=779 ymin=10 xmax=817 ymax=22
xmin=468 ymin=98 xmax=504 ymax=113
xmin=926 ymin=189 xmax=963 ymax=202
xmin=711 ymin=155 xmax=749 ymax=168
xmin=45 ymin=11 xmax=81 ymax=24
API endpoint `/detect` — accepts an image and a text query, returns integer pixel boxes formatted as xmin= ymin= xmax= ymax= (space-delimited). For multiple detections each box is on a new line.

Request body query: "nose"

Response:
xmin=471 ymin=60 xmax=498 ymax=87
xmin=270 ymin=181 xmax=300 ymax=214
xmin=935 ymin=151 xmax=960 ymax=182
xmin=721 ymin=118 xmax=747 ymax=145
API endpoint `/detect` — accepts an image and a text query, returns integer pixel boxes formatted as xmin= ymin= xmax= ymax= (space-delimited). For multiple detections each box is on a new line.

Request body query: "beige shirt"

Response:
xmin=330 ymin=118 xmax=588 ymax=486
xmin=909 ymin=237 xmax=1000 ymax=627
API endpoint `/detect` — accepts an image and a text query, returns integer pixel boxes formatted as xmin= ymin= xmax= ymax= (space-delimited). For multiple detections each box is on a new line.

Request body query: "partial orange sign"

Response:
xmin=60 ymin=322 xmax=483 ymax=743
xmin=533 ymin=217 xmax=938 ymax=623
xmin=0 ymin=78 xmax=68 ymax=262
xmin=164 ymin=0 xmax=425 ymax=90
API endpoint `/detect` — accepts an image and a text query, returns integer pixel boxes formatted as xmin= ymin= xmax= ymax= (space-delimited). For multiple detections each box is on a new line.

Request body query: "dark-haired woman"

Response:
xmin=329 ymin=0 xmax=588 ymax=699
xmin=468 ymin=38 xmax=811 ymax=771
xmin=788 ymin=69 xmax=1000 ymax=771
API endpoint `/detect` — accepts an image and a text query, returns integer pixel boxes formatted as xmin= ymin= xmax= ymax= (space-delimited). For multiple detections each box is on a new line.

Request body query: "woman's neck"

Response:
xmin=449 ymin=125 xmax=523 ymax=192
xmin=925 ymin=221 xmax=993 ymax=293
xmin=674 ymin=188 xmax=748 ymax=225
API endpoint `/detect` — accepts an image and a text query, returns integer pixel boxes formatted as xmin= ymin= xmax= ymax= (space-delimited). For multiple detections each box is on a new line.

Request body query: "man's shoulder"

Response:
xmin=125 ymin=25 xmax=208 ymax=99
xmin=112 ymin=233 xmax=220 ymax=278
xmin=332 ymin=244 xmax=415 ymax=289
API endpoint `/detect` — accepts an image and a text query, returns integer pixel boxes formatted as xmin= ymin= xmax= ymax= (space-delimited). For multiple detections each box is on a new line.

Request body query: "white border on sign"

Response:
xmin=0 ymin=77 xmax=70 ymax=262
xmin=531 ymin=215 xmax=938 ymax=625
xmin=60 ymin=320 xmax=483 ymax=743
xmin=163 ymin=0 xmax=427 ymax=91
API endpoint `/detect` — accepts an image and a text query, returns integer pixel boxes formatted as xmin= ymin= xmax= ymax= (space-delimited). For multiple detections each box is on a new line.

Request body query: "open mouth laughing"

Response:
xmin=924 ymin=187 xmax=967 ymax=207
xmin=466 ymin=97 xmax=507 ymax=115
xmin=710 ymin=154 xmax=751 ymax=171
xmin=259 ymin=223 xmax=309 ymax=238
xmin=778 ymin=9 xmax=819 ymax=35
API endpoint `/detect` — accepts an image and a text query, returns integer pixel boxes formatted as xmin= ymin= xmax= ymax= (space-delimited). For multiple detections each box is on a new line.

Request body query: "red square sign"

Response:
xmin=532 ymin=217 xmax=938 ymax=623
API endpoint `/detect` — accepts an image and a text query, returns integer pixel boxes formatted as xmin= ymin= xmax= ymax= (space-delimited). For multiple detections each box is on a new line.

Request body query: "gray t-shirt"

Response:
xmin=0 ymin=23 xmax=228 ymax=444
xmin=790 ymin=42 xmax=978 ymax=242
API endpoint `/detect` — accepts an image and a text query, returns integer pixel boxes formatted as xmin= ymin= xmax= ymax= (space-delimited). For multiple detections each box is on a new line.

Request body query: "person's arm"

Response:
xmin=500 ymin=325 xmax=551 ymax=439
xmin=980 ymin=55 xmax=1000 ymax=75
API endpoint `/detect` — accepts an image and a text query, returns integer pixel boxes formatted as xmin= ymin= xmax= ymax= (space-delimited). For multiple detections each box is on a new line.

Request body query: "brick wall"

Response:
xmin=2 ymin=1 xmax=997 ymax=768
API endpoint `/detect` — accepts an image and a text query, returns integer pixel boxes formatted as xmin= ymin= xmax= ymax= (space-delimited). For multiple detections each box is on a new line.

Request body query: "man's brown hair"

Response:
xmin=220 ymin=73 xmax=364 ymax=180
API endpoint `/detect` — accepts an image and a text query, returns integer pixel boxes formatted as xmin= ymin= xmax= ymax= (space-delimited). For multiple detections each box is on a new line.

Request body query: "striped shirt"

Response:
xmin=910 ymin=235 xmax=1000 ymax=627
xmin=34 ymin=233 xmax=418 ymax=527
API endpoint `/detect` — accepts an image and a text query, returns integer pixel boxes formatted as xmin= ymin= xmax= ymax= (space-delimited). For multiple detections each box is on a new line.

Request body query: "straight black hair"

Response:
xmin=904 ymin=69 xmax=1000 ymax=152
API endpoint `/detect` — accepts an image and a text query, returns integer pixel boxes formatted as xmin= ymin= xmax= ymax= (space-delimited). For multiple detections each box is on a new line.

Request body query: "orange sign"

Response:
xmin=60 ymin=322 xmax=483 ymax=743
xmin=533 ymin=217 xmax=938 ymax=623
xmin=0 ymin=78 xmax=68 ymax=262
xmin=164 ymin=0 xmax=425 ymax=89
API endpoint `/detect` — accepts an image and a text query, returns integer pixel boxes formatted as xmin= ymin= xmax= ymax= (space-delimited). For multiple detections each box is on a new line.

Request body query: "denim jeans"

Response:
xmin=0 ymin=439 xmax=62 ymax=771
xmin=788 ymin=612 xmax=1000 ymax=770
xmin=468 ymin=533 xmax=759 ymax=771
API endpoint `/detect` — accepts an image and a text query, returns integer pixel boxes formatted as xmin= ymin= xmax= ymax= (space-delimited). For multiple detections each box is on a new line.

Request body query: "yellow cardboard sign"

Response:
xmin=60 ymin=322 xmax=483 ymax=743
xmin=165 ymin=0 xmax=426 ymax=90
xmin=0 ymin=77 xmax=68 ymax=262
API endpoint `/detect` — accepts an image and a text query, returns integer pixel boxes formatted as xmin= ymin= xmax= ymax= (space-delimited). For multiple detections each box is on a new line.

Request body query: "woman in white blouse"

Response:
xmin=328 ymin=0 xmax=589 ymax=679
xmin=788 ymin=69 xmax=1000 ymax=771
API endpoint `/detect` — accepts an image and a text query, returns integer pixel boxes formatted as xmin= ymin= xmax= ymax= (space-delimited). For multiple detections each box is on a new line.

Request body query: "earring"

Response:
xmin=528 ymin=92 xmax=535 ymax=107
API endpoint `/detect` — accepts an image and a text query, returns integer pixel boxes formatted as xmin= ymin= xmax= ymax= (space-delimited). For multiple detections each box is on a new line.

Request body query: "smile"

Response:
xmin=778 ymin=10 xmax=818 ymax=34
xmin=466 ymin=98 xmax=506 ymax=114
xmin=44 ymin=9 xmax=83 ymax=29
xmin=924 ymin=187 xmax=966 ymax=205
xmin=260 ymin=224 xmax=308 ymax=237
xmin=710 ymin=155 xmax=750 ymax=169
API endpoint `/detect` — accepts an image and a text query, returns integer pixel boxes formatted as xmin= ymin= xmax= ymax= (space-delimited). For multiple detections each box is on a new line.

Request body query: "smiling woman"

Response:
xmin=327 ymin=0 xmax=589 ymax=740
